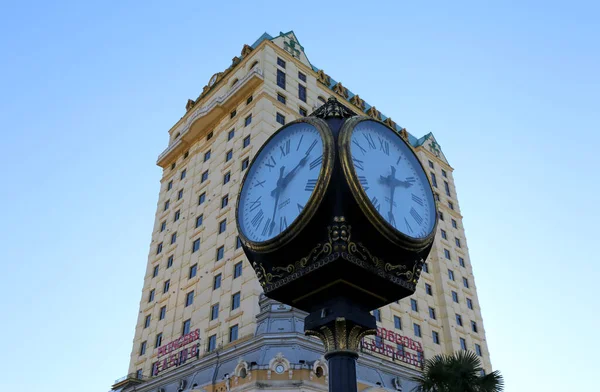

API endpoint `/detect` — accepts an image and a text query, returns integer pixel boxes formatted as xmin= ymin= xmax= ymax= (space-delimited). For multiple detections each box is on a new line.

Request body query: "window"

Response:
xmin=232 ymin=292 xmax=241 ymax=310
xmin=459 ymin=257 xmax=465 ymax=267
xmin=170 ymin=232 xmax=177 ymax=244
xmin=413 ymin=323 xmax=422 ymax=337
xmin=189 ymin=264 xmax=197 ymax=279
xmin=204 ymin=150 xmax=211 ymax=162
xmin=159 ymin=305 xmax=166 ymax=320
xmin=219 ymin=219 xmax=227 ymax=234
xmin=235 ymin=236 xmax=242 ymax=249
xmin=213 ymin=274 xmax=222 ymax=289
xmin=148 ymin=289 xmax=155 ymax=302
xmin=221 ymin=194 xmax=229 ymax=208
xmin=394 ymin=315 xmax=402 ymax=329
xmin=163 ymin=280 xmax=170 ymax=293
xmin=228 ymin=129 xmax=235 ymax=140
xmin=298 ymin=71 xmax=306 ymax=82
xmin=452 ymin=219 xmax=458 ymax=228
xmin=429 ymin=307 xmax=436 ymax=320
xmin=152 ymin=265 xmax=159 ymax=278
xmin=177 ymin=189 xmax=183 ymax=200
xmin=411 ymin=299 xmax=418 ymax=312
xmin=444 ymin=249 xmax=451 ymax=260
xmin=277 ymin=69 xmax=286 ymax=89
xmin=216 ymin=246 xmax=225 ymax=261
xmin=156 ymin=243 xmax=163 ymax=254
xmin=184 ymin=151 xmax=189 ymax=159
xmin=196 ymin=215 xmax=203 ymax=228
xmin=430 ymin=172 xmax=438 ymax=187
xmin=318 ymin=96 xmax=326 ymax=103
xmin=241 ymin=157 xmax=249 ymax=170
xmin=207 ymin=131 xmax=213 ymax=140
xmin=223 ymin=171 xmax=231 ymax=185
xmin=246 ymin=95 xmax=253 ymax=104
xmin=180 ymin=169 xmax=186 ymax=180
xmin=167 ymin=180 xmax=173 ymax=190
xmin=228 ymin=324 xmax=239 ymax=342
xmin=428 ymin=160 xmax=434 ymax=169
xmin=475 ymin=343 xmax=482 ymax=356
xmin=277 ymin=57 xmax=286 ymax=68
xmin=234 ymin=262 xmax=243 ymax=278
xmin=444 ymin=181 xmax=451 ymax=196
xmin=463 ymin=277 xmax=470 ymax=288
xmin=211 ymin=303 xmax=219 ymax=320
xmin=140 ymin=341 xmax=147 ymax=355
xmin=425 ymin=283 xmax=432 ymax=295
xmin=276 ymin=112 xmax=285 ymax=125
xmin=167 ymin=255 xmax=173 ymax=268
xmin=299 ymin=107 xmax=307 ymax=116
xmin=455 ymin=238 xmax=462 ymax=248
xmin=441 ymin=229 xmax=447 ymax=239
xmin=439 ymin=211 xmax=444 ymax=221
xmin=201 ymin=170 xmax=209 ymax=183
xmin=467 ymin=298 xmax=473 ymax=309
xmin=182 ymin=319 xmax=191 ymax=335
xmin=432 ymin=331 xmax=440 ymax=344
xmin=442 ymin=169 xmax=447 ymax=178
xmin=452 ymin=291 xmax=459 ymax=303
xmin=471 ymin=321 xmax=478 ymax=333
xmin=192 ymin=238 xmax=200 ymax=253
xmin=155 ymin=333 xmax=162 ymax=348
xmin=208 ymin=334 xmax=217 ymax=352
xmin=373 ymin=309 xmax=381 ymax=322
xmin=198 ymin=192 xmax=206 ymax=205
xmin=422 ymin=263 xmax=429 ymax=273
xmin=456 ymin=314 xmax=463 ymax=326
xmin=245 ymin=113 xmax=253 ymax=126
xmin=136 ymin=369 xmax=143 ymax=379
xmin=226 ymin=149 xmax=233 ymax=162
xmin=448 ymin=201 xmax=454 ymax=210
xmin=230 ymin=109 xmax=236 ymax=119
xmin=243 ymin=135 xmax=251 ymax=147
xmin=144 ymin=314 xmax=151 ymax=328
xmin=185 ymin=291 xmax=194 ymax=307
xmin=174 ymin=209 xmax=180 ymax=222
xmin=298 ymin=83 xmax=306 ymax=102
xmin=277 ymin=93 xmax=286 ymax=104
xmin=160 ymin=221 xmax=166 ymax=232
xmin=448 ymin=269 xmax=455 ymax=280
xmin=164 ymin=200 xmax=170 ymax=211
xmin=460 ymin=337 xmax=467 ymax=350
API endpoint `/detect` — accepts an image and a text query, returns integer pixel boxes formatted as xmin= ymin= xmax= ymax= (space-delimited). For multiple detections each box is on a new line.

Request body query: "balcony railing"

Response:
xmin=111 ymin=372 xmax=147 ymax=390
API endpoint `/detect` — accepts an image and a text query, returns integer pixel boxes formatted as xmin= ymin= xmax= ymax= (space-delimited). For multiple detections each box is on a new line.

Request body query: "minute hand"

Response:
xmin=281 ymin=154 xmax=309 ymax=187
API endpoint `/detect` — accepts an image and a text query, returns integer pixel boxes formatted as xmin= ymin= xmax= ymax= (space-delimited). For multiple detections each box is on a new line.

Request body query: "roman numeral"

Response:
xmin=310 ymin=155 xmax=323 ymax=170
xmin=396 ymin=155 xmax=402 ymax=165
xmin=251 ymin=209 xmax=264 ymax=227
xmin=358 ymin=176 xmax=369 ymax=190
xmin=297 ymin=203 xmax=304 ymax=213
xmin=378 ymin=137 xmax=389 ymax=155
xmin=253 ymin=179 xmax=266 ymax=188
xmin=296 ymin=135 xmax=304 ymax=151
xmin=265 ymin=156 xmax=276 ymax=171
xmin=305 ymin=179 xmax=318 ymax=191
xmin=262 ymin=218 xmax=272 ymax=236
xmin=412 ymin=194 xmax=424 ymax=206
xmin=363 ymin=133 xmax=376 ymax=149
xmin=352 ymin=157 xmax=364 ymax=171
xmin=280 ymin=216 xmax=288 ymax=231
xmin=404 ymin=218 xmax=413 ymax=234
xmin=352 ymin=140 xmax=366 ymax=154
xmin=410 ymin=207 xmax=423 ymax=225
xmin=306 ymin=139 xmax=318 ymax=155
xmin=388 ymin=212 xmax=396 ymax=228
xmin=249 ymin=196 xmax=262 ymax=212
xmin=280 ymin=139 xmax=290 ymax=158
xmin=371 ymin=196 xmax=380 ymax=212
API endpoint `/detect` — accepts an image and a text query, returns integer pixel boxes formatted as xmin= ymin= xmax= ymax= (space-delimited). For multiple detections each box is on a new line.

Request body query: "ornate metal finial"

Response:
xmin=310 ymin=97 xmax=355 ymax=119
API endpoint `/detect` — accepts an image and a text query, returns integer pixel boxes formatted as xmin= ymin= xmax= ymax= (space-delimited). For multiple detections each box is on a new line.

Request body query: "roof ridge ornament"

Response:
xmin=310 ymin=97 xmax=355 ymax=119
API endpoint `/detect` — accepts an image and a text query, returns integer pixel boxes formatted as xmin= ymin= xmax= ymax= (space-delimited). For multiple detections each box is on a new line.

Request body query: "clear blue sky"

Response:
xmin=1 ymin=1 xmax=598 ymax=391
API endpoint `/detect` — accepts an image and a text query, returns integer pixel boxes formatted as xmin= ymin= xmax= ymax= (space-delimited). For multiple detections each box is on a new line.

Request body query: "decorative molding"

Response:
xmin=310 ymin=97 xmax=355 ymax=119
xmin=332 ymin=82 xmax=349 ymax=99
xmin=366 ymin=106 xmax=382 ymax=120
xmin=305 ymin=317 xmax=376 ymax=352
xmin=384 ymin=117 xmax=396 ymax=129
xmin=185 ymin=99 xmax=195 ymax=112
xmin=349 ymin=94 xmax=366 ymax=110
xmin=241 ymin=44 xmax=253 ymax=57
xmin=317 ymin=69 xmax=331 ymax=86
xmin=400 ymin=128 xmax=409 ymax=142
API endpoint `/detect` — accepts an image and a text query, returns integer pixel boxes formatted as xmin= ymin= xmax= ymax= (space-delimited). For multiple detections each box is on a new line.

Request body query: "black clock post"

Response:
xmin=236 ymin=97 xmax=438 ymax=391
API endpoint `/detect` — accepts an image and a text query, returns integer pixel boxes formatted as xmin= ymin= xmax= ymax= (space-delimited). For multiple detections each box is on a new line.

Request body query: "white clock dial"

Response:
xmin=239 ymin=123 xmax=325 ymax=242
xmin=349 ymin=120 xmax=436 ymax=239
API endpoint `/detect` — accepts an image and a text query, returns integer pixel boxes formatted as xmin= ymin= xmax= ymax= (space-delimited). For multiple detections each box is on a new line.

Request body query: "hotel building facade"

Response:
xmin=111 ymin=31 xmax=492 ymax=392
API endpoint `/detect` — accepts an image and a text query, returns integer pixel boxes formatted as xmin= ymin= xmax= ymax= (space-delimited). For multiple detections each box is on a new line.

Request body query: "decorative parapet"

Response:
xmin=317 ymin=69 xmax=331 ymax=86
xmin=241 ymin=44 xmax=253 ymax=57
xmin=384 ymin=117 xmax=396 ymax=129
xmin=400 ymin=128 xmax=409 ymax=142
xmin=332 ymin=82 xmax=349 ymax=99
xmin=185 ymin=99 xmax=195 ymax=112
xmin=349 ymin=94 xmax=365 ymax=110
xmin=366 ymin=106 xmax=382 ymax=121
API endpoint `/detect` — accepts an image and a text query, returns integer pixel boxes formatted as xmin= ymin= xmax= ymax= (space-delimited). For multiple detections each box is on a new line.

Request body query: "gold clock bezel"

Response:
xmin=236 ymin=117 xmax=335 ymax=253
xmin=339 ymin=116 xmax=438 ymax=251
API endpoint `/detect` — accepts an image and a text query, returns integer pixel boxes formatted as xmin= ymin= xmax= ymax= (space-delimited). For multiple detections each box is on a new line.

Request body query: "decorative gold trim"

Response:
xmin=306 ymin=317 xmax=376 ymax=353
xmin=236 ymin=117 xmax=335 ymax=253
xmin=338 ymin=116 xmax=438 ymax=252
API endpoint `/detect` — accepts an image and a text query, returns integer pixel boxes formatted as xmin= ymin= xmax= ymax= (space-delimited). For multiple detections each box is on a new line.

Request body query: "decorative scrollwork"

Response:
xmin=386 ymin=258 xmax=424 ymax=284
xmin=306 ymin=317 xmax=376 ymax=353
xmin=310 ymin=97 xmax=355 ymax=119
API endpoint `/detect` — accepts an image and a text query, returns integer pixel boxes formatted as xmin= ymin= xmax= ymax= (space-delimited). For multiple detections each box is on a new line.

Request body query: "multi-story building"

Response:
xmin=111 ymin=31 xmax=492 ymax=392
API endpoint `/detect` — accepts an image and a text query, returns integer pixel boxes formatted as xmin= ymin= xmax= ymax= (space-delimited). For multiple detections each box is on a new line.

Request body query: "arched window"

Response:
xmin=250 ymin=60 xmax=259 ymax=70
xmin=231 ymin=78 xmax=239 ymax=87
xmin=318 ymin=96 xmax=327 ymax=104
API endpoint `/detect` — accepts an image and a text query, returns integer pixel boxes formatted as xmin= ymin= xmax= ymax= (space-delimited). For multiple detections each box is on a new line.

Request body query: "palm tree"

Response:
xmin=412 ymin=350 xmax=504 ymax=392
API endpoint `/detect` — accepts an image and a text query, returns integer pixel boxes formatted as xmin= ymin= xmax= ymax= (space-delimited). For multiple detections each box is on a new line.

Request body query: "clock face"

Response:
xmin=208 ymin=74 xmax=218 ymax=87
xmin=348 ymin=120 xmax=436 ymax=239
xmin=238 ymin=122 xmax=326 ymax=243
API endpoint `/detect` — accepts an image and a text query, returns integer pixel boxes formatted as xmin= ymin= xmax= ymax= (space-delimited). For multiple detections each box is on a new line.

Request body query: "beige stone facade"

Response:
xmin=117 ymin=31 xmax=491 ymax=391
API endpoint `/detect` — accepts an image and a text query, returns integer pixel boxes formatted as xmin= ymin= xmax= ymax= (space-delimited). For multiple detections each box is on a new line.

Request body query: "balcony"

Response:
xmin=111 ymin=372 xmax=147 ymax=390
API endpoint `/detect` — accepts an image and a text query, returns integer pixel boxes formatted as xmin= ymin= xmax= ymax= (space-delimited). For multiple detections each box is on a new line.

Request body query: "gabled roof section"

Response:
xmin=269 ymin=31 xmax=312 ymax=69
xmin=415 ymin=133 xmax=448 ymax=164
